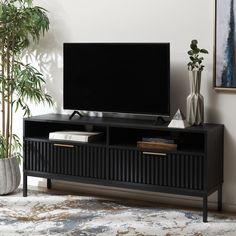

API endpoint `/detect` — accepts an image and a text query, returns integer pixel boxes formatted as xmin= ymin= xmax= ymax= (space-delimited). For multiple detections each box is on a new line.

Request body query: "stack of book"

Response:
xmin=49 ymin=131 xmax=103 ymax=143
xmin=137 ymin=137 xmax=177 ymax=152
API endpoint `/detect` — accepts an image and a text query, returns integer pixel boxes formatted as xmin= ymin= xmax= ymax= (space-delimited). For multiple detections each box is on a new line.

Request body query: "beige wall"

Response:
xmin=25 ymin=0 xmax=236 ymax=209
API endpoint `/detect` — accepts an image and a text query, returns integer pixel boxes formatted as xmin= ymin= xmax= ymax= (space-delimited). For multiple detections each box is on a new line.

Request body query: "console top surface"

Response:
xmin=24 ymin=113 xmax=223 ymax=133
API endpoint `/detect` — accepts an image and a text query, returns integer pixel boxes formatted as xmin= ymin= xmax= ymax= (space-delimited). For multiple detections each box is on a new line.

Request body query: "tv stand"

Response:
xmin=69 ymin=111 xmax=83 ymax=120
xmin=23 ymin=113 xmax=224 ymax=222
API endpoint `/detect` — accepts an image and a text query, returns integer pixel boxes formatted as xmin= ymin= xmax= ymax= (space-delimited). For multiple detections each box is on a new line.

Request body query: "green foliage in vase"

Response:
xmin=187 ymin=40 xmax=209 ymax=71
xmin=0 ymin=0 xmax=53 ymax=160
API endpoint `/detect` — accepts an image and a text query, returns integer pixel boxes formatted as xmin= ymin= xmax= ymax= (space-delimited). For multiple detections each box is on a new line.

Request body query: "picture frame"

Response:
xmin=215 ymin=0 xmax=236 ymax=91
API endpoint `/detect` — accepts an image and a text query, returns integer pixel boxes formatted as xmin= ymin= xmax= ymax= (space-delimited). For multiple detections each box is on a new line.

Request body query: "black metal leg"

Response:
xmin=23 ymin=173 xmax=27 ymax=197
xmin=203 ymin=195 xmax=208 ymax=222
xmin=47 ymin=179 xmax=52 ymax=189
xmin=218 ymin=184 xmax=222 ymax=211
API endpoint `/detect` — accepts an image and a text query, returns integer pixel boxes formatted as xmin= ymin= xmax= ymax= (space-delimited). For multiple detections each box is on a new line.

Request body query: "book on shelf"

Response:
xmin=137 ymin=140 xmax=177 ymax=151
xmin=142 ymin=137 xmax=175 ymax=144
xmin=49 ymin=131 xmax=102 ymax=143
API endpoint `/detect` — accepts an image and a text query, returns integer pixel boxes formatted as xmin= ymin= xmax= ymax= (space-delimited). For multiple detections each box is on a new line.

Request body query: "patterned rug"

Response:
xmin=0 ymin=189 xmax=236 ymax=236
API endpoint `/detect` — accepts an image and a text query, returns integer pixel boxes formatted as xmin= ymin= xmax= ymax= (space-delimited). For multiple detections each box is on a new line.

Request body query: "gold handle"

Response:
xmin=53 ymin=143 xmax=74 ymax=148
xmin=142 ymin=152 xmax=167 ymax=156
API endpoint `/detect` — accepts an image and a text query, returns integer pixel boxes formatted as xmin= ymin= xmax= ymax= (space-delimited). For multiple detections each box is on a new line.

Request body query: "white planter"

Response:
xmin=0 ymin=156 xmax=21 ymax=195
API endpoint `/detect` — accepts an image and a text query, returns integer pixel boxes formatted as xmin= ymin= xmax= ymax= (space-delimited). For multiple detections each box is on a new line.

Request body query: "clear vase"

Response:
xmin=186 ymin=71 xmax=204 ymax=125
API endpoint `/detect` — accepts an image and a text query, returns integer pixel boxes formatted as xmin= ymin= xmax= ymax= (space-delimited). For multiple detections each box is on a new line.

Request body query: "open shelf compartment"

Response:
xmin=24 ymin=121 xmax=107 ymax=145
xmin=109 ymin=127 xmax=205 ymax=153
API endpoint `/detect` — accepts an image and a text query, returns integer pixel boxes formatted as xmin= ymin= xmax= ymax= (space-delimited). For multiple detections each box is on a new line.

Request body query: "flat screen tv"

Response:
xmin=63 ymin=43 xmax=170 ymax=117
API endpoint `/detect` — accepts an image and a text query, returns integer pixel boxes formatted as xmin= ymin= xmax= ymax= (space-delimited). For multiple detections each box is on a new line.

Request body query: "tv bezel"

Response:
xmin=63 ymin=42 xmax=170 ymax=118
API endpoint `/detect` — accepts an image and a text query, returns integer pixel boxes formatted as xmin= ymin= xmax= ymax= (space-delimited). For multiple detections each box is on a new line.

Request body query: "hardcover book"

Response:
xmin=137 ymin=141 xmax=177 ymax=151
xmin=49 ymin=131 xmax=102 ymax=143
xmin=142 ymin=137 xmax=175 ymax=144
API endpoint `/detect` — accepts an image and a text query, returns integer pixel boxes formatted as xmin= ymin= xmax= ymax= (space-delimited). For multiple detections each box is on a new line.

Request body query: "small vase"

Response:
xmin=186 ymin=71 xmax=204 ymax=125
xmin=0 ymin=156 xmax=21 ymax=195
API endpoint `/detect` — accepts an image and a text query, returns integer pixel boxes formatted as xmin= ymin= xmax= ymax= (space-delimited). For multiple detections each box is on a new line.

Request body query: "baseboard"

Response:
xmin=35 ymin=179 xmax=236 ymax=213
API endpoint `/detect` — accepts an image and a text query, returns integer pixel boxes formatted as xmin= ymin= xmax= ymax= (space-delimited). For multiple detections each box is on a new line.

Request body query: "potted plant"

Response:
xmin=0 ymin=0 xmax=53 ymax=195
xmin=186 ymin=40 xmax=208 ymax=125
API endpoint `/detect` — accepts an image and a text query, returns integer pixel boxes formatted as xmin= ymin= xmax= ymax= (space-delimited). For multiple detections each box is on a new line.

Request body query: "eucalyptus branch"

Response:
xmin=187 ymin=40 xmax=209 ymax=71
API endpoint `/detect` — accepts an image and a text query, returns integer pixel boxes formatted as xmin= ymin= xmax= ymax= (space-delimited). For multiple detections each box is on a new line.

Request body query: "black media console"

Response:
xmin=23 ymin=113 xmax=224 ymax=222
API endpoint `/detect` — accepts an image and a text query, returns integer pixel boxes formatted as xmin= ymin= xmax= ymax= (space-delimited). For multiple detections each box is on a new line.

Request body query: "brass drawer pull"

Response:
xmin=143 ymin=152 xmax=167 ymax=156
xmin=53 ymin=144 xmax=74 ymax=148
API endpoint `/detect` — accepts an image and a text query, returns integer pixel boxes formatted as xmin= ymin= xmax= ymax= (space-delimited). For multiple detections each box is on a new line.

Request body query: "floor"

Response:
xmin=0 ymin=187 xmax=236 ymax=236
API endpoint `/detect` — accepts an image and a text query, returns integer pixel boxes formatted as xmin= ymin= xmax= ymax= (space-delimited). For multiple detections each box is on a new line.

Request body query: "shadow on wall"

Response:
xmin=205 ymin=71 xmax=221 ymax=123
xmin=24 ymin=35 xmax=63 ymax=113
xmin=205 ymin=74 xmax=236 ymax=203
xmin=24 ymin=1 xmax=71 ymax=114
xmin=217 ymin=122 xmax=236 ymax=204
xmin=170 ymin=62 xmax=189 ymax=117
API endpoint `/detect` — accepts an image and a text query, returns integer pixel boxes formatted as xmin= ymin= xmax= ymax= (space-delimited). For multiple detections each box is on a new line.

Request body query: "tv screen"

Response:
xmin=63 ymin=43 xmax=170 ymax=116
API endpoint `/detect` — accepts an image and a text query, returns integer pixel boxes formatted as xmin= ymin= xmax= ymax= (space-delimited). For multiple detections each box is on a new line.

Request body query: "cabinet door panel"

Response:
xmin=24 ymin=140 xmax=107 ymax=179
xmin=141 ymin=152 xmax=204 ymax=190
xmin=108 ymin=147 xmax=204 ymax=190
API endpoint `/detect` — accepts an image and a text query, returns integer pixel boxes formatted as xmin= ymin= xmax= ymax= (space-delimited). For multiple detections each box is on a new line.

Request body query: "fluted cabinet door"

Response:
xmin=24 ymin=140 xmax=107 ymax=179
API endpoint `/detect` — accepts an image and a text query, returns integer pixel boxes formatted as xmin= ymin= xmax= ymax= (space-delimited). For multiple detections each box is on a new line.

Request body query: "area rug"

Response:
xmin=0 ymin=189 xmax=236 ymax=236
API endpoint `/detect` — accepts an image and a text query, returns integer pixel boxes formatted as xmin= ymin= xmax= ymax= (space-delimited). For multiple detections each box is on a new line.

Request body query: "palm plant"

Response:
xmin=0 ymin=0 xmax=53 ymax=160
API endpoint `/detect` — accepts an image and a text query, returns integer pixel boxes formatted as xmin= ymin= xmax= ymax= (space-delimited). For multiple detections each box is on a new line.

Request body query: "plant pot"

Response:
xmin=0 ymin=156 xmax=21 ymax=195
xmin=186 ymin=71 xmax=204 ymax=125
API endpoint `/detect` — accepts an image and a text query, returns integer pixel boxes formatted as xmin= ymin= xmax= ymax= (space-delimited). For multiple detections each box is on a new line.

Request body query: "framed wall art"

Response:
xmin=215 ymin=0 xmax=236 ymax=90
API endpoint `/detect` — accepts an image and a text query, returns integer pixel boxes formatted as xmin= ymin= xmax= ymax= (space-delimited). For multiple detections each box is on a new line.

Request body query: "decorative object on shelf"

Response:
xmin=49 ymin=131 xmax=103 ymax=143
xmin=137 ymin=140 xmax=177 ymax=152
xmin=137 ymin=137 xmax=177 ymax=152
xmin=0 ymin=0 xmax=53 ymax=195
xmin=186 ymin=40 xmax=208 ymax=125
xmin=168 ymin=109 xmax=190 ymax=129
xmin=215 ymin=0 xmax=236 ymax=90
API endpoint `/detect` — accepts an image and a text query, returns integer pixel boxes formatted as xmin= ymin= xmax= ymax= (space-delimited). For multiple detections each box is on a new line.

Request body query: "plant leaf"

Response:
xmin=200 ymin=49 xmax=209 ymax=54
xmin=187 ymin=50 xmax=194 ymax=55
